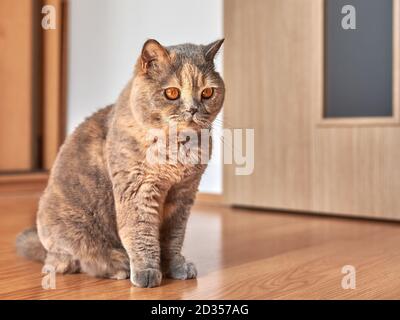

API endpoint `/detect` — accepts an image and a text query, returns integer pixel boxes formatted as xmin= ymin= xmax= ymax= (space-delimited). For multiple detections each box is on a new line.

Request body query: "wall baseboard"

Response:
xmin=195 ymin=192 xmax=224 ymax=206
xmin=0 ymin=175 xmax=225 ymax=209
xmin=0 ymin=172 xmax=49 ymax=195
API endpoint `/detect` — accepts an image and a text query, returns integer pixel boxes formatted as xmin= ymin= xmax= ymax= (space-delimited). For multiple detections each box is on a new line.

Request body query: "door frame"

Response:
xmin=317 ymin=0 xmax=400 ymax=127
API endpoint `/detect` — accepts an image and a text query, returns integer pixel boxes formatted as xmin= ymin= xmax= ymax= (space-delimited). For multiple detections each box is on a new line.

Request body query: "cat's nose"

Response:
xmin=188 ymin=106 xmax=197 ymax=115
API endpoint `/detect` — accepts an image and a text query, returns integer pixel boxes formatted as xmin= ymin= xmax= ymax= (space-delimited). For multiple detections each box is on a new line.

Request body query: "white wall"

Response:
xmin=67 ymin=0 xmax=223 ymax=193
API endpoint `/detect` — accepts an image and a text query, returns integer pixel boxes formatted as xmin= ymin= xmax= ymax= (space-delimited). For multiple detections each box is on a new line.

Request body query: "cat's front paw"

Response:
xmin=165 ymin=261 xmax=197 ymax=280
xmin=130 ymin=267 xmax=162 ymax=288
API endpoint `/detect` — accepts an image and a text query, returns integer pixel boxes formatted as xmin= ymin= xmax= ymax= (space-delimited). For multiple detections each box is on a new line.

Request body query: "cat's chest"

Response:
xmin=150 ymin=162 xmax=203 ymax=187
xmin=145 ymin=142 xmax=207 ymax=185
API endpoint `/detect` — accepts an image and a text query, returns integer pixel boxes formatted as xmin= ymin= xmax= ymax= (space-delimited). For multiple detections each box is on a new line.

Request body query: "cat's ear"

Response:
xmin=141 ymin=39 xmax=170 ymax=73
xmin=204 ymin=39 xmax=224 ymax=61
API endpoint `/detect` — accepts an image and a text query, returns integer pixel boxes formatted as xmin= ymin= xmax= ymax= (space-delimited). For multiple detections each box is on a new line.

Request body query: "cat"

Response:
xmin=16 ymin=39 xmax=225 ymax=288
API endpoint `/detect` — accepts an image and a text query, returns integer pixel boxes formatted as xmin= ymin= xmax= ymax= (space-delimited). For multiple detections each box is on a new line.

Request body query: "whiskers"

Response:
xmin=167 ymin=113 xmax=212 ymax=130
xmin=168 ymin=114 xmax=180 ymax=124
xmin=212 ymin=116 xmax=236 ymax=130
xmin=193 ymin=114 xmax=212 ymax=130
xmin=210 ymin=116 xmax=243 ymax=158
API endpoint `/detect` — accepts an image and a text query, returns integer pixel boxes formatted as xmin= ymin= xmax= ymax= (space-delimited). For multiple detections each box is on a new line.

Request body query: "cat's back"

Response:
xmin=37 ymin=104 xmax=120 ymax=250
xmin=70 ymin=104 xmax=113 ymax=147
xmin=44 ymin=105 xmax=115 ymax=210
xmin=54 ymin=104 xmax=113 ymax=171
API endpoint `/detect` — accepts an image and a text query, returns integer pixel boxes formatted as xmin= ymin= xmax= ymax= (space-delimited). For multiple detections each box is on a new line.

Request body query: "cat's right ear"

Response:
xmin=140 ymin=39 xmax=170 ymax=73
xmin=204 ymin=39 xmax=224 ymax=61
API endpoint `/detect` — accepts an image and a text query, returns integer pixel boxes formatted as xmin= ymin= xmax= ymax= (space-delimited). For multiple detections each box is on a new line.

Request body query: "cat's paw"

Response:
xmin=109 ymin=248 xmax=129 ymax=269
xmin=105 ymin=248 xmax=129 ymax=279
xmin=165 ymin=261 xmax=197 ymax=280
xmin=109 ymin=269 xmax=130 ymax=280
xmin=130 ymin=268 xmax=162 ymax=288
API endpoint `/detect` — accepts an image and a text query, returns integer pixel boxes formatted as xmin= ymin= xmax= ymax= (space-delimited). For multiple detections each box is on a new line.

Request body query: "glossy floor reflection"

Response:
xmin=1 ymin=193 xmax=400 ymax=299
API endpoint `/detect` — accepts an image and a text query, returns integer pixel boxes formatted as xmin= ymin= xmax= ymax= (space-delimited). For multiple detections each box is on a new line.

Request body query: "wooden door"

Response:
xmin=0 ymin=0 xmax=66 ymax=174
xmin=0 ymin=0 xmax=39 ymax=171
xmin=224 ymin=0 xmax=400 ymax=220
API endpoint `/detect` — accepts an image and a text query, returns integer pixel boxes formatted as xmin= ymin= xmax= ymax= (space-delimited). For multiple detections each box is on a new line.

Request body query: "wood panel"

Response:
xmin=195 ymin=192 xmax=223 ymax=206
xmin=0 ymin=0 xmax=36 ymax=171
xmin=224 ymin=0 xmax=400 ymax=220
xmin=0 ymin=173 xmax=48 ymax=194
xmin=223 ymin=0 xmax=315 ymax=211
xmin=311 ymin=0 xmax=400 ymax=219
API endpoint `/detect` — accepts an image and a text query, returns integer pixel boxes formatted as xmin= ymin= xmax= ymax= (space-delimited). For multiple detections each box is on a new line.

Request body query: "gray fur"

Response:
xmin=15 ymin=39 xmax=225 ymax=287
xmin=16 ymin=227 xmax=46 ymax=262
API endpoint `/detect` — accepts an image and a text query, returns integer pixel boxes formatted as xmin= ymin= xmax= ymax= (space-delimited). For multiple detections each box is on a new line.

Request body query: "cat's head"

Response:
xmin=130 ymin=39 xmax=225 ymax=131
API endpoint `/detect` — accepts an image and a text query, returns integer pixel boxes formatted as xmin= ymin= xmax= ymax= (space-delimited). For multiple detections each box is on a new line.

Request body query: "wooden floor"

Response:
xmin=1 ymin=193 xmax=400 ymax=300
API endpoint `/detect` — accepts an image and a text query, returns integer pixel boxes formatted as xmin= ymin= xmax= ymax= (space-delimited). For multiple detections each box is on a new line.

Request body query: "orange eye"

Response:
xmin=201 ymin=87 xmax=214 ymax=99
xmin=164 ymin=87 xmax=180 ymax=100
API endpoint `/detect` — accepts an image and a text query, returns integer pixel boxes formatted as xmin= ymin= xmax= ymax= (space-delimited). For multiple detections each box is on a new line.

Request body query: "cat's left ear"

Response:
xmin=204 ymin=39 xmax=224 ymax=61
xmin=141 ymin=39 xmax=170 ymax=73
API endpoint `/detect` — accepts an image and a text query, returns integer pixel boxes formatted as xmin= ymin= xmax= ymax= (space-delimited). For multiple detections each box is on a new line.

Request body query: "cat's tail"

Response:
xmin=16 ymin=227 xmax=47 ymax=262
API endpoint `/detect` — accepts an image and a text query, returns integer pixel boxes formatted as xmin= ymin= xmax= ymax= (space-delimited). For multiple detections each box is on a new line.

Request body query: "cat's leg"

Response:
xmin=43 ymin=243 xmax=129 ymax=279
xmin=160 ymin=210 xmax=197 ymax=280
xmin=79 ymin=247 xmax=130 ymax=280
xmin=45 ymin=252 xmax=80 ymax=274
xmin=106 ymin=248 xmax=130 ymax=280
xmin=114 ymin=182 xmax=163 ymax=288
xmin=160 ymin=182 xmax=199 ymax=280
xmin=39 ymin=209 xmax=129 ymax=280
